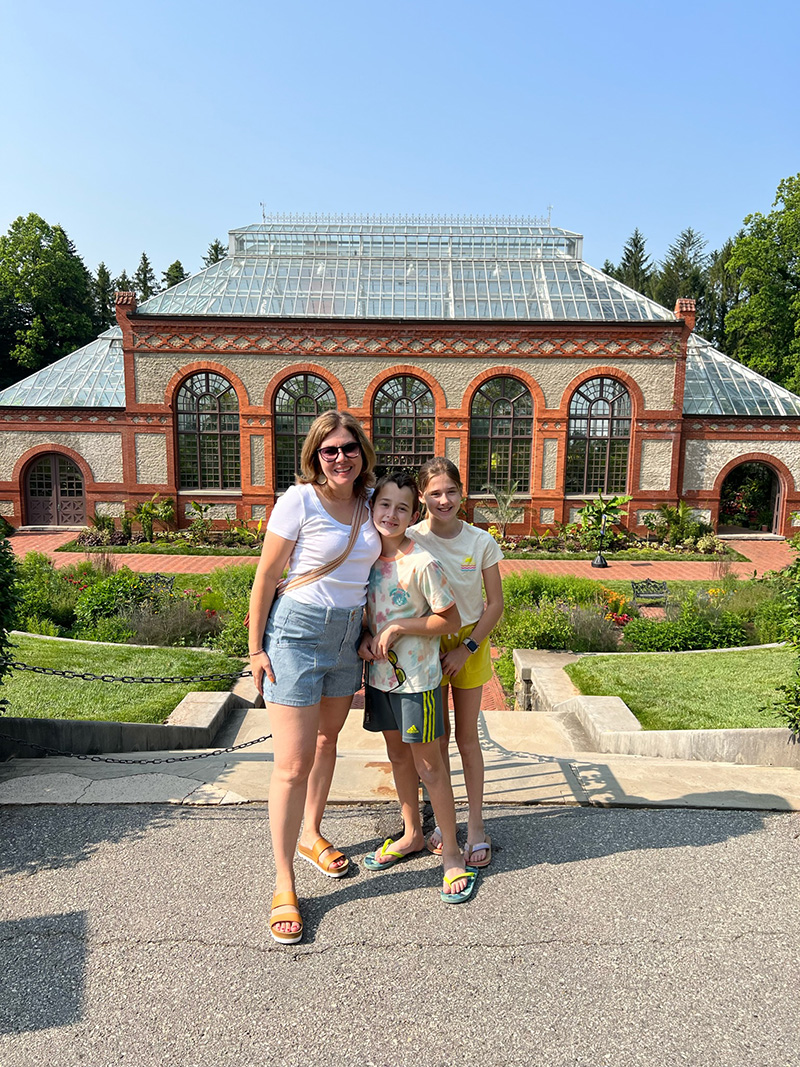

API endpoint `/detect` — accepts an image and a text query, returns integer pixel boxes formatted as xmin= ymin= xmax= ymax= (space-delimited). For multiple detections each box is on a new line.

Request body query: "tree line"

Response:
xmin=1 ymin=173 xmax=799 ymax=395
xmin=0 ymin=218 xmax=227 ymax=389
xmin=603 ymin=172 xmax=800 ymax=394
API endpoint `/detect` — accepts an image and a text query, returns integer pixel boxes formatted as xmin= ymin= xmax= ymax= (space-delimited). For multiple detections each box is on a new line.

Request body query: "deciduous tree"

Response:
xmin=725 ymin=174 xmax=800 ymax=392
xmin=0 ymin=213 xmax=96 ymax=388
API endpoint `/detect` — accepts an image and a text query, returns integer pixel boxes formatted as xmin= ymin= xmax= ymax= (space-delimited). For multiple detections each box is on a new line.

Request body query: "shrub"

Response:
xmin=125 ymin=599 xmax=221 ymax=647
xmin=567 ymin=607 xmax=620 ymax=652
xmin=501 ymin=571 xmax=604 ymax=612
xmin=622 ymin=613 xmax=747 ymax=652
xmin=84 ymin=617 xmax=137 ymax=643
xmin=0 ymin=536 xmax=19 ymax=711
xmin=495 ymin=596 xmax=575 ymax=651
xmin=21 ymin=614 xmax=63 ymax=637
xmin=73 ymin=568 xmax=180 ymax=630
xmin=15 ymin=552 xmax=81 ymax=629
xmin=753 ymin=599 xmax=793 ymax=644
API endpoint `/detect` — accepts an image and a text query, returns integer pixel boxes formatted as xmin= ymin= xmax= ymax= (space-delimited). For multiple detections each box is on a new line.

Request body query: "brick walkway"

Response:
xmin=9 ymin=531 xmax=794 ymax=715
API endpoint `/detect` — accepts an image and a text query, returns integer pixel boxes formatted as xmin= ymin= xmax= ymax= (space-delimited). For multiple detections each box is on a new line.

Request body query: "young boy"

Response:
xmin=359 ymin=470 xmax=477 ymax=902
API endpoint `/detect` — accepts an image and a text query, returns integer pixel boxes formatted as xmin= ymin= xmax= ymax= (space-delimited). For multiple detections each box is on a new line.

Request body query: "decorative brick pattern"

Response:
xmin=0 ymin=432 xmax=123 ymax=482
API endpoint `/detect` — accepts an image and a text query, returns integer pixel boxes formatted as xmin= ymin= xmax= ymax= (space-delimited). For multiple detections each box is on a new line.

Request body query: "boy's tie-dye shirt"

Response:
xmin=366 ymin=542 xmax=455 ymax=694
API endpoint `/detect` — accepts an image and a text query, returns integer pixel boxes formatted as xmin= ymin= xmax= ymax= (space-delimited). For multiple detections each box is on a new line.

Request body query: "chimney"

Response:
xmin=674 ymin=298 xmax=696 ymax=333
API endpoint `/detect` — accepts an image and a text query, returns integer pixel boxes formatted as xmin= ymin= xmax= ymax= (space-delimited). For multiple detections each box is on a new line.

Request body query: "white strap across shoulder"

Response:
xmin=276 ymin=495 xmax=367 ymax=598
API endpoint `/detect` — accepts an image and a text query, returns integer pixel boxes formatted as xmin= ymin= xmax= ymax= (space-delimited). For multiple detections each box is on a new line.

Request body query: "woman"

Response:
xmin=248 ymin=410 xmax=380 ymax=944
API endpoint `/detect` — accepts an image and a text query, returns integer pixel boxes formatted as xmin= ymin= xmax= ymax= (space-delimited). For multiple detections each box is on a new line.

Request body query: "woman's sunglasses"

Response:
xmin=386 ymin=649 xmax=407 ymax=691
xmin=317 ymin=442 xmax=361 ymax=463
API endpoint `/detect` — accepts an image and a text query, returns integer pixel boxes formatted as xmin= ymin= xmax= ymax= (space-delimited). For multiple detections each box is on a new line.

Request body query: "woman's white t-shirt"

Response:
xmin=407 ymin=520 xmax=503 ymax=625
xmin=266 ymin=482 xmax=381 ymax=608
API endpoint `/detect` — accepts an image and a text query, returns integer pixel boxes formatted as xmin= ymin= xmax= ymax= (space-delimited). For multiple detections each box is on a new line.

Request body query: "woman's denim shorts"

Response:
xmin=259 ymin=594 xmax=364 ymax=707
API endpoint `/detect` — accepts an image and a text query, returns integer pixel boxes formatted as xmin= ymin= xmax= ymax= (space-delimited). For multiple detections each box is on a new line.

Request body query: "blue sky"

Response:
xmin=1 ymin=0 xmax=797 ymax=281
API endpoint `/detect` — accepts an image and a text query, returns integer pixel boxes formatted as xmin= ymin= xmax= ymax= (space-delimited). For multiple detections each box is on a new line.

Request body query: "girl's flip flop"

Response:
xmin=425 ymin=826 xmax=443 ymax=856
xmin=464 ymin=835 xmax=492 ymax=868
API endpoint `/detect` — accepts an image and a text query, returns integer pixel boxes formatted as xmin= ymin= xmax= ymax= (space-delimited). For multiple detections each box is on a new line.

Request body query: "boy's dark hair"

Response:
xmin=371 ymin=469 xmax=419 ymax=508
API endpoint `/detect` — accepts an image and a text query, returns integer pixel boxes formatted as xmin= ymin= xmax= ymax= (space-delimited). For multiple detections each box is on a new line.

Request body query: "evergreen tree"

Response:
xmin=725 ymin=174 xmax=800 ymax=392
xmin=162 ymin=260 xmax=189 ymax=289
xmin=133 ymin=252 xmax=159 ymax=301
xmin=114 ymin=269 xmax=134 ymax=294
xmin=651 ymin=227 xmax=708 ymax=312
xmin=602 ymin=258 xmax=617 ymax=277
xmin=94 ymin=261 xmax=116 ymax=330
xmin=614 ymin=228 xmax=653 ymax=294
xmin=0 ymin=213 xmax=96 ymax=388
xmin=696 ymin=237 xmax=743 ymax=349
xmin=203 ymin=238 xmax=228 ymax=266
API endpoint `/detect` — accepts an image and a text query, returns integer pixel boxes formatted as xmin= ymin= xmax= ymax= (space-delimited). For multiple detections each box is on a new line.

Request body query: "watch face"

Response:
xmin=464 ymin=638 xmax=479 ymax=653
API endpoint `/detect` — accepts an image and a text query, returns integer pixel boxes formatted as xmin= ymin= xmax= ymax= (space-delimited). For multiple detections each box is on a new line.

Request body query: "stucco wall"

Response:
xmin=134 ymin=353 xmax=676 ymax=411
xmin=135 ymin=434 xmax=168 ymax=484
xmin=185 ymin=501 xmax=237 ymax=519
xmin=639 ymin=439 xmax=673 ymax=491
xmin=250 ymin=435 xmax=265 ymax=486
xmin=96 ymin=502 xmax=126 ymax=517
xmin=0 ymin=432 xmax=123 ymax=482
xmin=0 ymin=500 xmax=14 ymax=516
xmin=682 ymin=439 xmax=800 ymax=492
xmin=541 ymin=439 xmax=558 ymax=490
xmin=444 ymin=437 xmax=460 ymax=465
xmin=540 ymin=507 xmax=555 ymax=524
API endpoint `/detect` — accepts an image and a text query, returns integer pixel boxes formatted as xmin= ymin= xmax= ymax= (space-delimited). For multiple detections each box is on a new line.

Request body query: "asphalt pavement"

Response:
xmin=2 ymin=803 xmax=799 ymax=1067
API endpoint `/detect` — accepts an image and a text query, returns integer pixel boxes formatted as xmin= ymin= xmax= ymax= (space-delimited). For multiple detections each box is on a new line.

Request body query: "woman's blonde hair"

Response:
xmin=417 ymin=456 xmax=463 ymax=494
xmin=298 ymin=410 xmax=376 ymax=498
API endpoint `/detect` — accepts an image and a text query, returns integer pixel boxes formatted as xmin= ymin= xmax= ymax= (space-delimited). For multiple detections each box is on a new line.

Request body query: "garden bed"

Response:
xmin=56 ymin=540 xmax=261 ymax=557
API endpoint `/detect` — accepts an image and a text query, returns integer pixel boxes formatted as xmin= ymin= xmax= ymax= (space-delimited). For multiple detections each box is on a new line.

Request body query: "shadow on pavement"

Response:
xmin=0 ymin=911 xmax=87 ymax=1033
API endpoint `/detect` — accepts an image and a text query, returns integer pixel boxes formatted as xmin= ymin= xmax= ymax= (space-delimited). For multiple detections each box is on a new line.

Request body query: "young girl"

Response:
xmin=408 ymin=457 xmax=504 ymax=868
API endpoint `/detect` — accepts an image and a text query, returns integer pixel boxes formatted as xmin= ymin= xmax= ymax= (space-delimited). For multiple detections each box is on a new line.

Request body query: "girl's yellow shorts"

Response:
xmin=440 ymin=624 xmax=492 ymax=690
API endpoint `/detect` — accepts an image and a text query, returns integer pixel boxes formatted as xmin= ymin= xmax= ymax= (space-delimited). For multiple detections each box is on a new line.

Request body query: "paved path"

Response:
xmin=8 ymin=531 xmax=795 ymax=578
xmin=2 ymin=803 xmax=798 ymax=1066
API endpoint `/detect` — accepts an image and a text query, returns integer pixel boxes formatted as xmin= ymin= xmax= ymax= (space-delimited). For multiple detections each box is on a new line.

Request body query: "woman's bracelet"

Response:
xmin=249 ymin=649 xmax=266 ymax=656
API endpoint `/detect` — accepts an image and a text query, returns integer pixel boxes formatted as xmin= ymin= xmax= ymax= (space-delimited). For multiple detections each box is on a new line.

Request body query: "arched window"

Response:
xmin=274 ymin=373 xmax=336 ymax=490
xmin=469 ymin=376 xmax=533 ymax=492
xmin=372 ymin=375 xmax=435 ymax=475
xmin=176 ymin=372 xmax=240 ymax=490
xmin=565 ymin=377 xmax=631 ymax=494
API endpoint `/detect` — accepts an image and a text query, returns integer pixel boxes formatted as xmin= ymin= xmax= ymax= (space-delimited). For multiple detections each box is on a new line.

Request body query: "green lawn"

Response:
xmin=1 ymin=634 xmax=244 ymax=724
xmin=564 ymin=647 xmax=794 ymax=731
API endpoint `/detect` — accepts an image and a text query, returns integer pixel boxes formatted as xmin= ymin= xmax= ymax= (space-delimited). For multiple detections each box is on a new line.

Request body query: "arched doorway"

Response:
xmin=24 ymin=453 xmax=86 ymax=526
xmin=719 ymin=462 xmax=780 ymax=534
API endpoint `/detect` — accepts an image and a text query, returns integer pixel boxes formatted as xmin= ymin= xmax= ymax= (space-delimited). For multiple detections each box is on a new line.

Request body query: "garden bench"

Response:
xmin=630 ymin=579 xmax=669 ymax=607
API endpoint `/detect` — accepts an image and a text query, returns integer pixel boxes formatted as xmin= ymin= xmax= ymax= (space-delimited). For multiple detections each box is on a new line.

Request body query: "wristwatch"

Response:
xmin=462 ymin=637 xmax=480 ymax=654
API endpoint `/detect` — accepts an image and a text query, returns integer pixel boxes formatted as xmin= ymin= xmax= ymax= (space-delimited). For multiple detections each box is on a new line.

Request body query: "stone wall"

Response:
xmin=682 ymin=439 xmax=800 ymax=492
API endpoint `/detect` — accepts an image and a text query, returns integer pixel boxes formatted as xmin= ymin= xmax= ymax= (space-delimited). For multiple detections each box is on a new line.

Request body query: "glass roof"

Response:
xmin=0 ymin=327 xmax=124 ymax=408
xmin=138 ymin=215 xmax=674 ymax=323
xmin=684 ymin=335 xmax=800 ymax=416
xmin=3 ymin=216 xmax=799 ymax=418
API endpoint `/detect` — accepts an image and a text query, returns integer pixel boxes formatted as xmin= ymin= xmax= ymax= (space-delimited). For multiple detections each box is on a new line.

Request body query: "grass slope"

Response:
xmin=2 ymin=634 xmax=243 ymax=724
xmin=564 ymin=647 xmax=794 ymax=731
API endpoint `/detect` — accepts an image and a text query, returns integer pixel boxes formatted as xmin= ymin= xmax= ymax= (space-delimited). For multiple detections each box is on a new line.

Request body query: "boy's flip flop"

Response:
xmin=464 ymin=835 xmax=492 ymax=868
xmin=441 ymin=868 xmax=478 ymax=904
xmin=425 ymin=826 xmax=443 ymax=856
xmin=364 ymin=838 xmax=418 ymax=871
xmin=297 ymin=836 xmax=350 ymax=878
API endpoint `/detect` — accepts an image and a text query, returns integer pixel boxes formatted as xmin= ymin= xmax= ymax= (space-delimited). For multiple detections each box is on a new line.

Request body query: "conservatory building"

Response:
xmin=1 ymin=214 xmax=800 ymax=536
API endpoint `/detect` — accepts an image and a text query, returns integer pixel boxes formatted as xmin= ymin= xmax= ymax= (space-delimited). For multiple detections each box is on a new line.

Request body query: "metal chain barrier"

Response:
xmin=0 ymin=660 xmax=272 ymax=764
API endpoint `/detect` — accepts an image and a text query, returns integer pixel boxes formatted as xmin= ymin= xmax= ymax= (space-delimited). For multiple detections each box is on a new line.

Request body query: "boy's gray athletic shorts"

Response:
xmin=363 ymin=683 xmax=444 ymax=743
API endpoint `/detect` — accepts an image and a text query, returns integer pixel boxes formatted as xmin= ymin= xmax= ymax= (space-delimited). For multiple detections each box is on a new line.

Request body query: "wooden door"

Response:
xmin=25 ymin=454 xmax=86 ymax=526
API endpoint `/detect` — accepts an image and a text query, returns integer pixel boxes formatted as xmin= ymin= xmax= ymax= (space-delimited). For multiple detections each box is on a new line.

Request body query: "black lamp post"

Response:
xmin=591 ymin=513 xmax=608 ymax=568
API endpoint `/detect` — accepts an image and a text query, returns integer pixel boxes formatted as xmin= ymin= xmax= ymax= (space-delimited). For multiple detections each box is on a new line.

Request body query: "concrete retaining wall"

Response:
xmin=0 ymin=691 xmax=245 ymax=761
xmin=513 ymin=648 xmax=800 ymax=769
